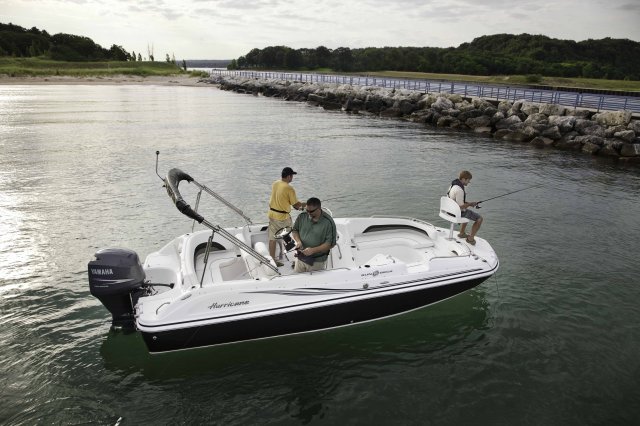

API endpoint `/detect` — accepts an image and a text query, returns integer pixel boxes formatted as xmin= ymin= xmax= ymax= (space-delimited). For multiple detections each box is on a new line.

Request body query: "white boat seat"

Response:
xmin=363 ymin=253 xmax=398 ymax=266
xmin=241 ymin=241 xmax=277 ymax=279
xmin=439 ymin=196 xmax=470 ymax=240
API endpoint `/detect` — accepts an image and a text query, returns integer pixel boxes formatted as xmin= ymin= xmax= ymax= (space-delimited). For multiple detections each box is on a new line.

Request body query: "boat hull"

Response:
xmin=140 ymin=275 xmax=488 ymax=353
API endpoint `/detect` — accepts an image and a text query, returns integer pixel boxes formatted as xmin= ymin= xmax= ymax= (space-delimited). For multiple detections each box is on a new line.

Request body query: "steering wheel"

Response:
xmin=274 ymin=226 xmax=292 ymax=239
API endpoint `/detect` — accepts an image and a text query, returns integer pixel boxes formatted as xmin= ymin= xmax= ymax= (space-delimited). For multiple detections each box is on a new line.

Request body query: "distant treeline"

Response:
xmin=185 ymin=59 xmax=231 ymax=68
xmin=1 ymin=22 xmax=142 ymax=61
xmin=229 ymin=34 xmax=640 ymax=80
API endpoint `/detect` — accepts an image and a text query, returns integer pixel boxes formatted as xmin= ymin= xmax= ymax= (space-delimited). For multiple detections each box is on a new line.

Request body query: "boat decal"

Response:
xmin=208 ymin=300 xmax=250 ymax=310
xmin=248 ymin=268 xmax=485 ymax=296
xmin=360 ymin=269 xmax=393 ymax=278
xmin=90 ymin=268 xmax=114 ymax=275
xmin=137 ymin=262 xmax=499 ymax=329
xmin=91 ymin=278 xmax=134 ymax=285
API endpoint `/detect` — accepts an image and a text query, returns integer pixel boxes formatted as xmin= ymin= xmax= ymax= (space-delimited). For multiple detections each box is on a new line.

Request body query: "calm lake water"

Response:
xmin=1 ymin=84 xmax=639 ymax=425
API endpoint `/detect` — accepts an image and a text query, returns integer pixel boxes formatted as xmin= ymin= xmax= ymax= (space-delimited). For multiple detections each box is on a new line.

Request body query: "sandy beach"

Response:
xmin=0 ymin=74 xmax=209 ymax=86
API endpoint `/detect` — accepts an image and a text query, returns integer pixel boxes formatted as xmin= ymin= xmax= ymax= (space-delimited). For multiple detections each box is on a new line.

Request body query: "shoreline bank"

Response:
xmin=0 ymin=74 xmax=208 ymax=86
xmin=205 ymin=74 xmax=640 ymax=167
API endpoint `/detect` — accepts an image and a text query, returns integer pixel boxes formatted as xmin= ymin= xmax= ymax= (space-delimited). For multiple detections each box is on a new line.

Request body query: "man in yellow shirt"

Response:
xmin=268 ymin=167 xmax=306 ymax=266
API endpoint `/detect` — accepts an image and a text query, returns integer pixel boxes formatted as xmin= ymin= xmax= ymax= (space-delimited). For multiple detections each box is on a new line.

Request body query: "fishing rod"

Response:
xmin=476 ymin=183 xmax=543 ymax=207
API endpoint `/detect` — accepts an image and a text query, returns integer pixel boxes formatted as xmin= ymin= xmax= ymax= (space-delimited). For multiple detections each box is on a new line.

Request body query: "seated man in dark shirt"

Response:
xmin=291 ymin=197 xmax=336 ymax=273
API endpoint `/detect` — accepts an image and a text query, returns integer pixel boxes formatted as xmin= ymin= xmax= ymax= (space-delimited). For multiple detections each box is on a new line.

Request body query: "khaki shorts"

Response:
xmin=294 ymin=259 xmax=327 ymax=273
xmin=268 ymin=217 xmax=292 ymax=240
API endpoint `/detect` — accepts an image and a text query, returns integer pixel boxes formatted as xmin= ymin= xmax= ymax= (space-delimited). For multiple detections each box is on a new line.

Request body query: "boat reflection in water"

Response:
xmin=99 ymin=288 xmax=491 ymax=378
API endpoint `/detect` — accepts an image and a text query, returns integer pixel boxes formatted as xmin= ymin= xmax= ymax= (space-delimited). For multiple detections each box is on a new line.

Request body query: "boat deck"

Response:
xmin=190 ymin=225 xmax=471 ymax=285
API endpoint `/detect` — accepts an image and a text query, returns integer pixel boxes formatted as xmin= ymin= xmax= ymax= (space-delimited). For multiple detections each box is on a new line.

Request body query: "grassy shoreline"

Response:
xmin=0 ymin=57 xmax=207 ymax=77
xmin=2 ymin=58 xmax=639 ymax=92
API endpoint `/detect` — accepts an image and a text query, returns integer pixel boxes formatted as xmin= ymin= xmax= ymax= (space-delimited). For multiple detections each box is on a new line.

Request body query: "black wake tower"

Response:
xmin=88 ymin=153 xmax=279 ymax=331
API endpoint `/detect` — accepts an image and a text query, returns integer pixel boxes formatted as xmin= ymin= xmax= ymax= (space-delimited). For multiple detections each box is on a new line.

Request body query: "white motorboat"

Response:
xmin=89 ymin=167 xmax=499 ymax=353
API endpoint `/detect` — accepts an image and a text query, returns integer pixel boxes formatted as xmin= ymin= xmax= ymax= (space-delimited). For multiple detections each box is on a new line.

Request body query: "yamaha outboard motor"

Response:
xmin=88 ymin=248 xmax=146 ymax=330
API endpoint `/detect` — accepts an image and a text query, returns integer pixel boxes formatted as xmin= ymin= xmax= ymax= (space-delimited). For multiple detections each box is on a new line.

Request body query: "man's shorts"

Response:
xmin=294 ymin=259 xmax=327 ymax=273
xmin=462 ymin=209 xmax=482 ymax=222
xmin=268 ymin=217 xmax=292 ymax=240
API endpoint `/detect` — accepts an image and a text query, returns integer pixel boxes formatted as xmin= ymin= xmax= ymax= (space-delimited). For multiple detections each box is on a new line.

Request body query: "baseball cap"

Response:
xmin=281 ymin=167 xmax=297 ymax=177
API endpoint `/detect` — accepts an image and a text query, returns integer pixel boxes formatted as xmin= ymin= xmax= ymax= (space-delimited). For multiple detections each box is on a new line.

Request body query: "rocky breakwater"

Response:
xmin=207 ymin=75 xmax=640 ymax=165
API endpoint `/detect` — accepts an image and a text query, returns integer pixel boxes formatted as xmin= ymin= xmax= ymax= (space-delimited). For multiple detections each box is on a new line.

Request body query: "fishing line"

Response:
xmin=477 ymin=183 xmax=544 ymax=207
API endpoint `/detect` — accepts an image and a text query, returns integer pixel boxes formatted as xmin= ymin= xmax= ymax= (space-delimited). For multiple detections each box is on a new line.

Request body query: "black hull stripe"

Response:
xmin=141 ymin=276 xmax=488 ymax=353
xmin=138 ymin=263 xmax=497 ymax=330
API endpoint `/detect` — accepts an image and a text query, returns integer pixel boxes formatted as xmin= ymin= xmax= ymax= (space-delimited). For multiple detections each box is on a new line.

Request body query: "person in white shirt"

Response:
xmin=447 ymin=170 xmax=483 ymax=245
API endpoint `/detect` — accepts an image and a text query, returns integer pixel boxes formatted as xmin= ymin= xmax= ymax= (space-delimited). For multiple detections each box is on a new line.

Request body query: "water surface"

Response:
xmin=1 ymin=84 xmax=639 ymax=425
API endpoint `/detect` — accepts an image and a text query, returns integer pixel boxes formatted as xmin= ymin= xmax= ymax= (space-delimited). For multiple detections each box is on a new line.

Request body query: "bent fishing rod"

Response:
xmin=476 ymin=183 xmax=543 ymax=207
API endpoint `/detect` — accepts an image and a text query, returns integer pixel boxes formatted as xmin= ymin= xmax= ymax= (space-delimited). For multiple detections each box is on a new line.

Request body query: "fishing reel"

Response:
xmin=274 ymin=227 xmax=296 ymax=251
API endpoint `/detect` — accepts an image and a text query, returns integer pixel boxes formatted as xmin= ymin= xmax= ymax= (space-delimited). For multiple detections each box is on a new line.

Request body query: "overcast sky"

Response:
xmin=4 ymin=0 xmax=640 ymax=60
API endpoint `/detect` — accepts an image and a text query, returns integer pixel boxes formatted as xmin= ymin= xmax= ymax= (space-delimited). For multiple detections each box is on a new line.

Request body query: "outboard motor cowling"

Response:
xmin=89 ymin=248 xmax=146 ymax=330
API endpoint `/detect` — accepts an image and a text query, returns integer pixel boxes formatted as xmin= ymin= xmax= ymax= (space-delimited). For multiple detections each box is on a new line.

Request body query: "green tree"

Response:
xmin=332 ymin=47 xmax=353 ymax=71
xmin=108 ymin=44 xmax=129 ymax=61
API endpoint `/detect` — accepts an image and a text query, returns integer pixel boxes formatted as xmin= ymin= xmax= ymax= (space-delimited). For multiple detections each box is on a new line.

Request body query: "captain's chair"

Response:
xmin=439 ymin=196 xmax=470 ymax=240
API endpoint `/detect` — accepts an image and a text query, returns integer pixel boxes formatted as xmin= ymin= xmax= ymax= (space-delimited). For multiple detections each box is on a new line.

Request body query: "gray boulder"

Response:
xmin=466 ymin=115 xmax=492 ymax=129
xmin=398 ymin=99 xmax=418 ymax=115
xmin=605 ymin=125 xmax=628 ymax=138
xmin=524 ymin=113 xmax=549 ymax=126
xmin=417 ymin=94 xmax=437 ymax=109
xmin=458 ymin=109 xmax=483 ymax=122
xmin=541 ymin=125 xmax=563 ymax=140
xmin=494 ymin=129 xmax=512 ymax=139
xmin=364 ymin=95 xmax=384 ymax=113
xmin=409 ymin=110 xmax=434 ymax=123
xmin=495 ymin=115 xmax=523 ymax=130
xmin=599 ymin=145 xmax=620 ymax=157
xmin=582 ymin=143 xmax=601 ymax=154
xmin=614 ymin=130 xmax=636 ymax=142
xmin=620 ymin=144 xmax=640 ymax=157
xmin=491 ymin=111 xmax=505 ymax=126
xmin=380 ymin=107 xmax=403 ymax=117
xmin=497 ymin=101 xmax=512 ymax=114
xmin=555 ymin=139 xmax=583 ymax=150
xmin=520 ymin=102 xmax=540 ymax=116
xmin=522 ymin=125 xmax=542 ymax=138
xmin=483 ymin=106 xmax=498 ymax=117
xmin=474 ymin=127 xmax=493 ymax=135
xmin=456 ymin=101 xmax=476 ymax=112
xmin=594 ymin=110 xmax=632 ymax=127
xmin=539 ymin=104 xmax=566 ymax=116
xmin=565 ymin=108 xmax=592 ymax=118
xmin=307 ymin=93 xmax=325 ymax=104
xmin=322 ymin=100 xmax=342 ymax=111
xmin=575 ymin=119 xmax=598 ymax=133
xmin=502 ymin=130 xmax=531 ymax=142
xmin=507 ymin=101 xmax=523 ymax=116
xmin=600 ymin=139 xmax=624 ymax=156
xmin=432 ymin=97 xmax=454 ymax=112
xmin=580 ymin=125 xmax=605 ymax=138
xmin=473 ymin=99 xmax=495 ymax=112
xmin=530 ymin=136 xmax=555 ymax=148
xmin=548 ymin=115 xmax=576 ymax=133
xmin=575 ymin=135 xmax=605 ymax=146
xmin=447 ymin=94 xmax=464 ymax=103
xmin=628 ymin=120 xmax=640 ymax=133
xmin=561 ymin=131 xmax=579 ymax=142
xmin=342 ymin=96 xmax=359 ymax=112
xmin=437 ymin=116 xmax=457 ymax=127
